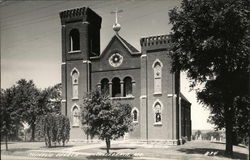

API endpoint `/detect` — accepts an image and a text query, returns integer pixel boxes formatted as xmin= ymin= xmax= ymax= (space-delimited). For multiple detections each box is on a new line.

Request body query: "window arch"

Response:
xmin=101 ymin=78 xmax=109 ymax=96
xmin=69 ymin=29 xmax=80 ymax=51
xmin=131 ymin=107 xmax=139 ymax=123
xmin=71 ymin=68 xmax=79 ymax=99
xmin=112 ymin=77 xmax=121 ymax=97
xmin=123 ymin=77 xmax=132 ymax=97
xmin=71 ymin=104 xmax=80 ymax=127
xmin=153 ymin=59 xmax=163 ymax=94
xmin=153 ymin=100 xmax=163 ymax=124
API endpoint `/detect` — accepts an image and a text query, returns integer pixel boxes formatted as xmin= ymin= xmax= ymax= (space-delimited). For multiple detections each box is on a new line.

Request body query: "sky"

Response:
xmin=0 ymin=0 xmax=214 ymax=130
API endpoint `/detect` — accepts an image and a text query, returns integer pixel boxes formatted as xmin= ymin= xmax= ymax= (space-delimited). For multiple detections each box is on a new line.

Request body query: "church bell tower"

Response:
xmin=59 ymin=7 xmax=102 ymax=138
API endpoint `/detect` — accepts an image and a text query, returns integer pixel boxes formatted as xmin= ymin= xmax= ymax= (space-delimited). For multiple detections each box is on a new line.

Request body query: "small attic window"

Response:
xmin=69 ymin=29 xmax=80 ymax=51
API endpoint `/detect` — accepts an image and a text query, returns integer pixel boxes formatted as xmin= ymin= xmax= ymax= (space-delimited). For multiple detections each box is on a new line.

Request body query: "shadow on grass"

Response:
xmin=40 ymin=145 xmax=74 ymax=149
xmin=211 ymin=141 xmax=248 ymax=149
xmin=1 ymin=148 xmax=30 ymax=154
xmin=100 ymin=147 xmax=137 ymax=151
xmin=86 ymin=155 xmax=133 ymax=160
xmin=177 ymin=148 xmax=247 ymax=159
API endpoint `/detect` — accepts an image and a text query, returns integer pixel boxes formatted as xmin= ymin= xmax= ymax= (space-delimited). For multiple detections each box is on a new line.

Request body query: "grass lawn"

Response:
xmin=1 ymin=141 xmax=96 ymax=157
xmin=1 ymin=140 xmax=249 ymax=160
xmin=79 ymin=140 xmax=249 ymax=160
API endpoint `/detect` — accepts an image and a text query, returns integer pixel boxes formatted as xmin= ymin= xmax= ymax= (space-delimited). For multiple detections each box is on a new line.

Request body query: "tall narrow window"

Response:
xmin=72 ymin=105 xmax=80 ymax=127
xmin=71 ymin=68 xmax=79 ymax=99
xmin=123 ymin=77 xmax=132 ymax=97
xmin=153 ymin=60 xmax=162 ymax=94
xmin=112 ymin=77 xmax=121 ymax=97
xmin=131 ymin=107 xmax=139 ymax=123
xmin=153 ymin=101 xmax=162 ymax=124
xmin=101 ymin=78 xmax=109 ymax=96
xmin=69 ymin=29 xmax=80 ymax=51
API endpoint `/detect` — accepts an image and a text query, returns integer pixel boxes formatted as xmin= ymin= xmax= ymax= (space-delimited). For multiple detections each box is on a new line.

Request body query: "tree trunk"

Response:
xmin=248 ymin=136 xmax=250 ymax=160
xmin=48 ymin=136 xmax=51 ymax=148
xmin=46 ymin=129 xmax=51 ymax=147
xmin=87 ymin=132 xmax=89 ymax=143
xmin=225 ymin=106 xmax=233 ymax=157
xmin=105 ymin=138 xmax=110 ymax=154
xmin=5 ymin=134 xmax=8 ymax=151
xmin=30 ymin=123 xmax=35 ymax=142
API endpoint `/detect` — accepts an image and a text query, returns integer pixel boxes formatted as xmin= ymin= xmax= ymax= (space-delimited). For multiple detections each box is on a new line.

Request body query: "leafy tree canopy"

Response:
xmin=1 ymin=87 xmax=22 ymax=150
xmin=169 ymin=0 xmax=249 ymax=156
xmin=82 ymin=90 xmax=133 ymax=153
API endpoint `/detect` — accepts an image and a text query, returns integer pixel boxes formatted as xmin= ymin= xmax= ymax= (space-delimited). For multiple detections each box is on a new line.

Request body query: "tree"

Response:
xmin=169 ymin=0 xmax=249 ymax=156
xmin=14 ymin=79 xmax=40 ymax=141
xmin=37 ymin=83 xmax=62 ymax=115
xmin=35 ymin=112 xmax=70 ymax=147
xmin=82 ymin=90 xmax=133 ymax=153
xmin=14 ymin=80 xmax=62 ymax=141
xmin=44 ymin=83 xmax=62 ymax=113
xmin=198 ymin=80 xmax=250 ymax=145
xmin=0 ymin=88 xmax=21 ymax=150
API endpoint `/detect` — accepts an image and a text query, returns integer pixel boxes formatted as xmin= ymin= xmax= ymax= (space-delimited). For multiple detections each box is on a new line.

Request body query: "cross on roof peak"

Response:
xmin=111 ymin=8 xmax=123 ymax=33
xmin=111 ymin=8 xmax=123 ymax=24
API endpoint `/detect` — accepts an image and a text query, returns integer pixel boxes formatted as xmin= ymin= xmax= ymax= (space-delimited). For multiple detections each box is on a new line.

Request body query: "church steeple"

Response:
xmin=111 ymin=8 xmax=123 ymax=34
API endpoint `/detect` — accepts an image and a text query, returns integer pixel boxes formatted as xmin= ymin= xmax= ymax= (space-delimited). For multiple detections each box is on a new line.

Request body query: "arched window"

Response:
xmin=69 ymin=29 xmax=80 ymax=51
xmin=153 ymin=101 xmax=162 ymax=124
xmin=153 ymin=60 xmax=162 ymax=94
xmin=131 ymin=107 xmax=139 ymax=123
xmin=71 ymin=68 xmax=79 ymax=99
xmin=101 ymin=78 xmax=109 ymax=96
xmin=112 ymin=77 xmax=121 ymax=97
xmin=123 ymin=77 xmax=132 ymax=97
xmin=72 ymin=105 xmax=80 ymax=127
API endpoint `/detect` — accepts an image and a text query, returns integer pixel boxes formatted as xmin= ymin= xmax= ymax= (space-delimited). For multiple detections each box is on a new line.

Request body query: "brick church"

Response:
xmin=59 ymin=7 xmax=191 ymax=145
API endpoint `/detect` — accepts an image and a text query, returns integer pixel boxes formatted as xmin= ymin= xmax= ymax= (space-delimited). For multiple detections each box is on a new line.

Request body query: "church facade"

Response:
xmin=60 ymin=7 xmax=191 ymax=145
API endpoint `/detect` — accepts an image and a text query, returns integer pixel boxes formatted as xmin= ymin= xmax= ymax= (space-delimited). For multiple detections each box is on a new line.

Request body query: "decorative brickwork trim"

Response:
xmin=140 ymin=35 xmax=172 ymax=46
xmin=60 ymin=7 xmax=88 ymax=19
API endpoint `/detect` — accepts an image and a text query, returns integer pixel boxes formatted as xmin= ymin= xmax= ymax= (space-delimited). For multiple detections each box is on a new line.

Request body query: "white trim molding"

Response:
xmin=131 ymin=107 xmax=139 ymax=123
xmin=167 ymin=94 xmax=177 ymax=97
xmin=152 ymin=99 xmax=164 ymax=111
xmin=152 ymin=99 xmax=164 ymax=125
xmin=83 ymin=60 xmax=91 ymax=64
xmin=140 ymin=95 xmax=147 ymax=99
xmin=82 ymin=21 xmax=89 ymax=24
xmin=71 ymin=103 xmax=80 ymax=112
xmin=68 ymin=50 xmax=81 ymax=54
xmin=152 ymin=59 xmax=163 ymax=68
xmin=70 ymin=67 xmax=80 ymax=76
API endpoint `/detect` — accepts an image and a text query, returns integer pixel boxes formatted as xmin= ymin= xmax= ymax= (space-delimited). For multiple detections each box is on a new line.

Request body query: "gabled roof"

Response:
xmin=116 ymin=34 xmax=140 ymax=53
xmin=91 ymin=34 xmax=140 ymax=60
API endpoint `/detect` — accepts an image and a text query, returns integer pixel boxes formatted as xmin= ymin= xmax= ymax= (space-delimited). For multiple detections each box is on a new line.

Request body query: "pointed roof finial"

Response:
xmin=111 ymin=8 xmax=123 ymax=34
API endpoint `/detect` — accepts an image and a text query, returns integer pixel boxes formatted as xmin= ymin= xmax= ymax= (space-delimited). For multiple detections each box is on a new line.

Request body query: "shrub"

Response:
xmin=35 ymin=113 xmax=70 ymax=147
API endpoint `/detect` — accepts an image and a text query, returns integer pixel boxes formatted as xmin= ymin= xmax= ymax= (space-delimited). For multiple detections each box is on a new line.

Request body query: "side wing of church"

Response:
xmin=59 ymin=7 xmax=191 ymax=145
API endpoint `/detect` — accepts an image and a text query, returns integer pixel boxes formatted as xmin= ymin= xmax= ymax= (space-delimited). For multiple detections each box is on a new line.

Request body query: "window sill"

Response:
xmin=154 ymin=122 xmax=162 ymax=126
xmin=154 ymin=92 xmax=162 ymax=96
xmin=68 ymin=50 xmax=81 ymax=54
xmin=72 ymin=126 xmax=79 ymax=128
xmin=132 ymin=121 xmax=139 ymax=124
xmin=72 ymin=97 xmax=79 ymax=100
xmin=110 ymin=96 xmax=135 ymax=100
